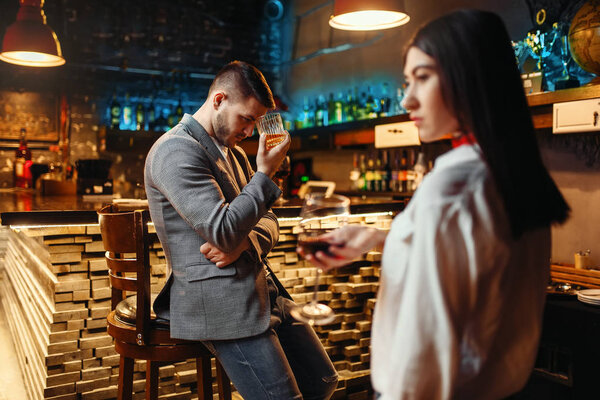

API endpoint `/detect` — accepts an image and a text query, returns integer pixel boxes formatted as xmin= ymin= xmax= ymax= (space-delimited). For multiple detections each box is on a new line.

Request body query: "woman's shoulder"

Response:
xmin=415 ymin=150 xmax=488 ymax=208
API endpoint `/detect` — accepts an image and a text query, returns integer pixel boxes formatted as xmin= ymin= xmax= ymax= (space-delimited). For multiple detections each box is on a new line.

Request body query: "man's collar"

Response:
xmin=179 ymin=113 xmax=224 ymax=162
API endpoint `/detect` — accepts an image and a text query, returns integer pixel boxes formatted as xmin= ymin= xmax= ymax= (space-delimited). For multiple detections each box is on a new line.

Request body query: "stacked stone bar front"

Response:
xmin=0 ymin=211 xmax=393 ymax=400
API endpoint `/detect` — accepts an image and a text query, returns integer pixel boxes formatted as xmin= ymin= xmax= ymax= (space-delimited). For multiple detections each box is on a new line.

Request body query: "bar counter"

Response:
xmin=0 ymin=189 xmax=402 ymax=400
xmin=0 ymin=189 xmax=405 ymax=226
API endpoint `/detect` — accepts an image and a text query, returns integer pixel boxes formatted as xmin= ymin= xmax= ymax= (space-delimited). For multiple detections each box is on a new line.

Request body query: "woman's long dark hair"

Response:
xmin=406 ymin=9 xmax=569 ymax=238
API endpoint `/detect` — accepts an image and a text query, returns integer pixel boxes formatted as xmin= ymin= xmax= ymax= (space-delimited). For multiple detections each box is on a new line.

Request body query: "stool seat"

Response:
xmin=114 ymin=295 xmax=170 ymax=329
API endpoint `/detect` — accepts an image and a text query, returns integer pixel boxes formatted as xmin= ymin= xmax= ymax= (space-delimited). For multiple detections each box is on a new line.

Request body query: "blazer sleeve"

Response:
xmin=233 ymin=146 xmax=280 ymax=261
xmin=147 ymin=135 xmax=281 ymax=253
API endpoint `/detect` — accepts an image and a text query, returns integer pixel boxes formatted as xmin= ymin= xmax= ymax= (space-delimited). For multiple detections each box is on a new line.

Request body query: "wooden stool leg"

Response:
xmin=196 ymin=357 xmax=213 ymax=400
xmin=118 ymin=356 xmax=134 ymax=400
xmin=216 ymin=360 xmax=232 ymax=400
xmin=146 ymin=361 xmax=159 ymax=400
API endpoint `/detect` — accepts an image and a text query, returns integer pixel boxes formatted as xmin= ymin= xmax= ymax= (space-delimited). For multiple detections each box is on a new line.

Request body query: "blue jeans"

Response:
xmin=204 ymin=275 xmax=338 ymax=400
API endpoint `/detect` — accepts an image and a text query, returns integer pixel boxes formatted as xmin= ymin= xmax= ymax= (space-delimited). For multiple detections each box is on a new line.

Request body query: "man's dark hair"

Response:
xmin=209 ymin=61 xmax=275 ymax=109
xmin=405 ymin=9 xmax=569 ymax=238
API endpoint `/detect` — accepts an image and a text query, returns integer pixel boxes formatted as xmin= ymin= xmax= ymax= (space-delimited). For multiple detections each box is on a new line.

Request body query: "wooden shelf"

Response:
xmin=550 ymin=264 xmax=600 ymax=288
xmin=526 ymin=85 xmax=600 ymax=107
xmin=527 ymin=85 xmax=600 ymax=130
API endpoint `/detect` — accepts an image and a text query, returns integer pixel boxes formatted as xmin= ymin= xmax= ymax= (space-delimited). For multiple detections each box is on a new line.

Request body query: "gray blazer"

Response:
xmin=144 ymin=114 xmax=283 ymax=340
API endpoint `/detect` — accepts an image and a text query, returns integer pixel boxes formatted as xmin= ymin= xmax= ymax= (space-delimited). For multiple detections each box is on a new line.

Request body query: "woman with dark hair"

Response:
xmin=299 ymin=9 xmax=569 ymax=400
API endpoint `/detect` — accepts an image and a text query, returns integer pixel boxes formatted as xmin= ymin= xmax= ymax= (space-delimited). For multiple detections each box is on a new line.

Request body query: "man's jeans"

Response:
xmin=204 ymin=274 xmax=338 ymax=400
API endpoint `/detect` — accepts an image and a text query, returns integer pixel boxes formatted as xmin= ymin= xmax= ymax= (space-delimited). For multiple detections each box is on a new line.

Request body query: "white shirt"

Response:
xmin=209 ymin=135 xmax=229 ymax=161
xmin=372 ymin=145 xmax=550 ymax=400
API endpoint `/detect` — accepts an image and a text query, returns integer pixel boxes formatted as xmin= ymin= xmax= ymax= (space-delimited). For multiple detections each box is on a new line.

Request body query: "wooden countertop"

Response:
xmin=0 ymin=189 xmax=404 ymax=226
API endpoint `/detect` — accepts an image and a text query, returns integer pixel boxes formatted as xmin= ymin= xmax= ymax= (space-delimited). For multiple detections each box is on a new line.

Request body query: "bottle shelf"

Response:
xmin=99 ymin=85 xmax=600 ymax=155
xmin=98 ymin=128 xmax=163 ymax=153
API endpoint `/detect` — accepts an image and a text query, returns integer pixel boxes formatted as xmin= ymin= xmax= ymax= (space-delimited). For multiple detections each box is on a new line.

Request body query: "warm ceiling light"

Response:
xmin=329 ymin=0 xmax=410 ymax=31
xmin=0 ymin=0 xmax=65 ymax=67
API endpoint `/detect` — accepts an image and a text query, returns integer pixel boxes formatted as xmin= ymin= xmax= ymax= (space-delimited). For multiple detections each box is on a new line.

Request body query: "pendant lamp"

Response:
xmin=329 ymin=0 xmax=410 ymax=31
xmin=0 ymin=0 xmax=65 ymax=67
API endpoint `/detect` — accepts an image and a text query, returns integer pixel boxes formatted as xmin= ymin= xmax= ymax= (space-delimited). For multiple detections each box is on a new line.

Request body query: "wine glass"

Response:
xmin=291 ymin=193 xmax=350 ymax=325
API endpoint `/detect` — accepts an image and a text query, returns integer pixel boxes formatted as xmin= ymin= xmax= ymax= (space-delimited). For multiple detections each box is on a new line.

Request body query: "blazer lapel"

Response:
xmin=180 ymin=114 xmax=241 ymax=195
xmin=227 ymin=151 xmax=248 ymax=188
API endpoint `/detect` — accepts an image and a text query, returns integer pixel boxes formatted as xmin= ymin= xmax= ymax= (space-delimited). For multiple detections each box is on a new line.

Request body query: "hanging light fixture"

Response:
xmin=0 ymin=0 xmax=65 ymax=67
xmin=329 ymin=0 xmax=410 ymax=31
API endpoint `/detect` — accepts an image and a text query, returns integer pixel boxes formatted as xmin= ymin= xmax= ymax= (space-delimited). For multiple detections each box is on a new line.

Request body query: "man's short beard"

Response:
xmin=214 ymin=112 xmax=230 ymax=148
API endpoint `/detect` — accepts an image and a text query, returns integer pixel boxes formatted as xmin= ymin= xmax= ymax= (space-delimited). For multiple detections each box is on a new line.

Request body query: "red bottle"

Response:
xmin=14 ymin=128 xmax=33 ymax=188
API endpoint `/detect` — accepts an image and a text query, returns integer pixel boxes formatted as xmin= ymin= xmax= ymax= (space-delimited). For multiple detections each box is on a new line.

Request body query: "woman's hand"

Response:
xmin=200 ymin=239 xmax=249 ymax=268
xmin=297 ymin=225 xmax=388 ymax=270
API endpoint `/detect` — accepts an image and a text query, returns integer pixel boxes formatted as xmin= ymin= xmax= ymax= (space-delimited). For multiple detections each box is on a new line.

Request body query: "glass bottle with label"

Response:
xmin=373 ymin=152 xmax=383 ymax=192
xmin=175 ymin=97 xmax=184 ymax=121
xmin=120 ymin=93 xmax=133 ymax=130
xmin=109 ymin=93 xmax=121 ymax=130
xmin=366 ymin=155 xmax=375 ymax=191
xmin=366 ymin=86 xmax=379 ymax=119
xmin=382 ymin=150 xmax=391 ymax=192
xmin=413 ymin=152 xmax=428 ymax=190
xmin=379 ymin=82 xmax=391 ymax=117
xmin=14 ymin=128 xmax=33 ymax=188
xmin=399 ymin=150 xmax=408 ymax=192
xmin=358 ymin=153 xmax=367 ymax=191
xmin=391 ymin=150 xmax=400 ymax=192
xmin=147 ymin=96 xmax=156 ymax=131
xmin=349 ymin=153 xmax=360 ymax=190
xmin=135 ymin=101 xmax=145 ymax=131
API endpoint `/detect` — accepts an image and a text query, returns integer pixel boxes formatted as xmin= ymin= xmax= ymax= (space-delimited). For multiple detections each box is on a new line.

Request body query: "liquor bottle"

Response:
xmin=135 ymin=102 xmax=145 ymax=131
xmin=109 ymin=93 xmax=121 ymax=130
xmin=334 ymin=92 xmax=344 ymax=124
xmin=394 ymin=85 xmax=407 ymax=115
xmin=315 ymin=96 xmax=325 ymax=127
xmin=365 ymin=155 xmax=375 ymax=192
xmin=357 ymin=90 xmax=368 ymax=120
xmin=352 ymin=87 xmax=360 ymax=121
xmin=390 ymin=150 xmax=400 ymax=192
xmin=349 ymin=153 xmax=360 ymax=190
xmin=120 ymin=93 xmax=133 ymax=130
xmin=373 ymin=152 xmax=383 ymax=192
xmin=301 ymin=96 xmax=313 ymax=128
xmin=167 ymin=104 xmax=176 ymax=128
xmin=365 ymin=86 xmax=378 ymax=119
xmin=344 ymin=89 xmax=355 ymax=123
xmin=406 ymin=149 xmax=416 ymax=192
xmin=381 ymin=150 xmax=391 ymax=192
xmin=326 ymin=93 xmax=335 ymax=126
xmin=358 ymin=153 xmax=367 ymax=191
xmin=153 ymin=105 xmax=169 ymax=132
xmin=413 ymin=152 xmax=428 ymax=190
xmin=175 ymin=97 xmax=184 ymax=121
xmin=147 ymin=97 xmax=156 ymax=131
xmin=14 ymin=128 xmax=33 ymax=189
xmin=399 ymin=150 xmax=408 ymax=192
xmin=379 ymin=82 xmax=391 ymax=117
xmin=161 ymin=106 xmax=172 ymax=131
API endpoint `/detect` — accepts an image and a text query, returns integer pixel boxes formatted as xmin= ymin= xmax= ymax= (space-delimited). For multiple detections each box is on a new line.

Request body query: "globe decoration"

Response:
xmin=569 ymin=0 xmax=600 ymax=82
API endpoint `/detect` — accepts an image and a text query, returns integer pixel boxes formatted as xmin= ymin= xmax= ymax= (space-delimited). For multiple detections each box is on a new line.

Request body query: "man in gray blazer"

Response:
xmin=144 ymin=61 xmax=337 ymax=399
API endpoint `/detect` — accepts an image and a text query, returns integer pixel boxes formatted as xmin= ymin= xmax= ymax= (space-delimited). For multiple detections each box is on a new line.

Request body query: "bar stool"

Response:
xmin=98 ymin=204 xmax=232 ymax=400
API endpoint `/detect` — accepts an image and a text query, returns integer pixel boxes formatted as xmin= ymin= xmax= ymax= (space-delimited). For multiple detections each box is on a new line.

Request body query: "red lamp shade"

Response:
xmin=0 ymin=0 xmax=65 ymax=67
xmin=329 ymin=0 xmax=410 ymax=31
